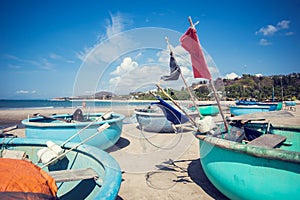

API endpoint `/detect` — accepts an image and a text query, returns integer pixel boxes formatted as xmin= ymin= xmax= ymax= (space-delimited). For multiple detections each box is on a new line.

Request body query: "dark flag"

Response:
xmin=161 ymin=52 xmax=181 ymax=81
xmin=151 ymin=96 xmax=189 ymax=125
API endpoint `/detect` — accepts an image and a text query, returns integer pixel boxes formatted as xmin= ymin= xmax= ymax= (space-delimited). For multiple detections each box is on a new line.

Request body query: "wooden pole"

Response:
xmin=165 ymin=37 xmax=203 ymax=119
xmin=155 ymin=84 xmax=197 ymax=127
xmin=210 ymin=80 xmax=228 ymax=131
xmin=188 ymin=16 xmax=228 ymax=132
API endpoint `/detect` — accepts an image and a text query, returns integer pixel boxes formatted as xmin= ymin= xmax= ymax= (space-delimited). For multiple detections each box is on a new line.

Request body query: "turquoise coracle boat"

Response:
xmin=189 ymin=104 xmax=219 ymax=116
xmin=196 ymin=123 xmax=300 ymax=200
xmin=229 ymin=105 xmax=270 ymax=116
xmin=0 ymin=138 xmax=122 ymax=199
xmin=22 ymin=112 xmax=125 ymax=150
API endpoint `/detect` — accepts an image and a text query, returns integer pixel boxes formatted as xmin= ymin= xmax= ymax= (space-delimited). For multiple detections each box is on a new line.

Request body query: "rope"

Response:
xmin=139 ymin=124 xmax=183 ymax=151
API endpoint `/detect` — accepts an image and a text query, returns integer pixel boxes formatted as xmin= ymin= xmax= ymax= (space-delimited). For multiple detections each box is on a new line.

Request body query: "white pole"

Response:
xmin=42 ymin=123 xmax=110 ymax=168
xmin=60 ymin=111 xmax=112 ymax=147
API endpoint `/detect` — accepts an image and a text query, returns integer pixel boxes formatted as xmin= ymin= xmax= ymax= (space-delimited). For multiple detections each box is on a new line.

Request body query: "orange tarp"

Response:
xmin=0 ymin=158 xmax=57 ymax=198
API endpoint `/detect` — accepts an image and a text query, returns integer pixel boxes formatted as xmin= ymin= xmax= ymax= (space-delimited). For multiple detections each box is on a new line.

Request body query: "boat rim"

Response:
xmin=21 ymin=112 xmax=125 ymax=127
xmin=0 ymin=137 xmax=122 ymax=199
xmin=230 ymin=105 xmax=271 ymax=109
xmin=196 ymin=134 xmax=300 ymax=164
xmin=134 ymin=110 xmax=165 ymax=117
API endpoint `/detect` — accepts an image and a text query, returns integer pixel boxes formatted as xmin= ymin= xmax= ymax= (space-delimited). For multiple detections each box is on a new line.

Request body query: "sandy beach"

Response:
xmin=0 ymin=103 xmax=299 ymax=200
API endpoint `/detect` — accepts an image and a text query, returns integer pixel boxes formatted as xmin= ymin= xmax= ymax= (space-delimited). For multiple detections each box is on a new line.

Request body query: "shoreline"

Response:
xmin=0 ymin=106 xmax=141 ymax=127
xmin=0 ymin=101 xmax=236 ymax=127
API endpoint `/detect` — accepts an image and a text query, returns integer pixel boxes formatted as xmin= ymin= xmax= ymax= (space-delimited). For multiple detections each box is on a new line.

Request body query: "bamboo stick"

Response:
xmin=188 ymin=16 xmax=228 ymax=132
xmin=155 ymin=83 xmax=197 ymax=127
xmin=165 ymin=37 xmax=203 ymax=120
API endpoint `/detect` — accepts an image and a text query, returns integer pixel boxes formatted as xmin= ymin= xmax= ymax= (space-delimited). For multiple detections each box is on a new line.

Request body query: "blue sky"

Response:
xmin=0 ymin=0 xmax=299 ymax=99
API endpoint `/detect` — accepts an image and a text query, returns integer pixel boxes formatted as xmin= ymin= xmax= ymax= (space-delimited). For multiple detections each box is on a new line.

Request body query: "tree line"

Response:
xmin=134 ymin=73 xmax=300 ymax=101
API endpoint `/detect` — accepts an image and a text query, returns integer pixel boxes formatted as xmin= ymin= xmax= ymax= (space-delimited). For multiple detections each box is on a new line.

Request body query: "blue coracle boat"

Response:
xmin=235 ymin=100 xmax=282 ymax=111
xmin=135 ymin=96 xmax=196 ymax=133
xmin=22 ymin=112 xmax=125 ymax=150
xmin=196 ymin=123 xmax=300 ymax=200
xmin=135 ymin=109 xmax=175 ymax=132
xmin=0 ymin=138 xmax=122 ymax=200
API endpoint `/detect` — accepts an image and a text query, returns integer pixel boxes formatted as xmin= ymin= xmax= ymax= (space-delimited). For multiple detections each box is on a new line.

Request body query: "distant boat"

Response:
xmin=229 ymin=105 xmax=271 ymax=116
xmin=135 ymin=108 xmax=175 ymax=132
xmin=189 ymin=103 xmax=219 ymax=116
xmin=235 ymin=100 xmax=258 ymax=106
xmin=196 ymin=122 xmax=300 ymax=200
xmin=22 ymin=111 xmax=125 ymax=150
xmin=235 ymin=100 xmax=282 ymax=111
xmin=135 ymin=97 xmax=197 ymax=133
xmin=0 ymin=137 xmax=122 ymax=200
xmin=285 ymin=101 xmax=296 ymax=107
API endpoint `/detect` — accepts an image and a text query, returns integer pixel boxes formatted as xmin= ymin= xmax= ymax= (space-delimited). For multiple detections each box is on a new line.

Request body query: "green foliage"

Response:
xmin=134 ymin=73 xmax=300 ymax=101
xmin=224 ymin=73 xmax=300 ymax=101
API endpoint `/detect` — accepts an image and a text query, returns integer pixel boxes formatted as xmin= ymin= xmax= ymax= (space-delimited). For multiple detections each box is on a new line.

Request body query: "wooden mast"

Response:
xmin=188 ymin=16 xmax=228 ymax=132
xmin=164 ymin=37 xmax=203 ymax=120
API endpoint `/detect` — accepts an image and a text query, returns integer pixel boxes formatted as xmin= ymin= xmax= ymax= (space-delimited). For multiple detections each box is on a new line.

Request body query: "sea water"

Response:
xmin=0 ymin=99 xmax=152 ymax=110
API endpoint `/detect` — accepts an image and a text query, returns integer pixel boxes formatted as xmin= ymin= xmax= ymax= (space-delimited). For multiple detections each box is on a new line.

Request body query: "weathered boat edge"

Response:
xmin=0 ymin=138 xmax=122 ymax=200
xmin=196 ymin=134 xmax=300 ymax=200
xmin=196 ymin=135 xmax=300 ymax=164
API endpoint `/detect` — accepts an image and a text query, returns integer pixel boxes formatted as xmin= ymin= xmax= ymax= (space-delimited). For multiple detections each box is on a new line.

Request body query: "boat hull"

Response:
xmin=135 ymin=110 xmax=174 ymax=132
xmin=22 ymin=113 xmax=125 ymax=150
xmin=230 ymin=105 xmax=270 ymax=116
xmin=0 ymin=138 xmax=122 ymax=200
xmin=235 ymin=100 xmax=282 ymax=111
xmin=198 ymin=104 xmax=219 ymax=116
xmin=197 ymin=130 xmax=300 ymax=200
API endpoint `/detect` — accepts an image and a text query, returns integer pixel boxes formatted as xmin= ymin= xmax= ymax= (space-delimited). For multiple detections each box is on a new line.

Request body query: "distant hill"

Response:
xmin=94 ymin=91 xmax=116 ymax=99
xmin=222 ymin=73 xmax=300 ymax=101
xmin=55 ymin=91 xmax=116 ymax=100
xmin=134 ymin=73 xmax=300 ymax=101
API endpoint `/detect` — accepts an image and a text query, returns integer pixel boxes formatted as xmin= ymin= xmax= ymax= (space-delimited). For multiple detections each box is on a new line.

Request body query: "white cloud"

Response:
xmin=49 ymin=53 xmax=75 ymax=63
xmin=111 ymin=57 xmax=138 ymax=75
xmin=255 ymin=73 xmax=263 ymax=77
xmin=277 ymin=20 xmax=290 ymax=29
xmin=225 ymin=72 xmax=239 ymax=80
xmin=285 ymin=32 xmax=294 ymax=36
xmin=77 ymin=13 xmax=134 ymax=63
xmin=49 ymin=53 xmax=62 ymax=60
xmin=256 ymin=20 xmax=291 ymax=37
xmin=259 ymin=38 xmax=272 ymax=46
xmin=256 ymin=25 xmax=277 ymax=36
xmin=107 ymin=42 xmax=222 ymax=94
xmin=109 ymin=64 xmax=166 ymax=94
xmin=2 ymin=53 xmax=58 ymax=71
xmin=16 ymin=90 xmax=37 ymax=94
xmin=103 ymin=12 xmax=132 ymax=40
xmin=16 ymin=90 xmax=29 ymax=94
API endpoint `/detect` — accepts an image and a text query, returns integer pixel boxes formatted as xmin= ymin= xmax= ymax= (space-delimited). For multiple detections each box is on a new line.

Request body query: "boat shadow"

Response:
xmin=135 ymin=125 xmax=193 ymax=134
xmin=187 ymin=159 xmax=229 ymax=200
xmin=154 ymin=159 xmax=228 ymax=199
xmin=58 ymin=179 xmax=96 ymax=200
xmin=115 ymin=195 xmax=124 ymax=200
xmin=105 ymin=137 xmax=130 ymax=153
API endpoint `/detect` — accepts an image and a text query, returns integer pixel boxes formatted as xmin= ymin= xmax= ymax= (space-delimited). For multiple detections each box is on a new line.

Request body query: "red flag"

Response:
xmin=180 ymin=27 xmax=212 ymax=80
